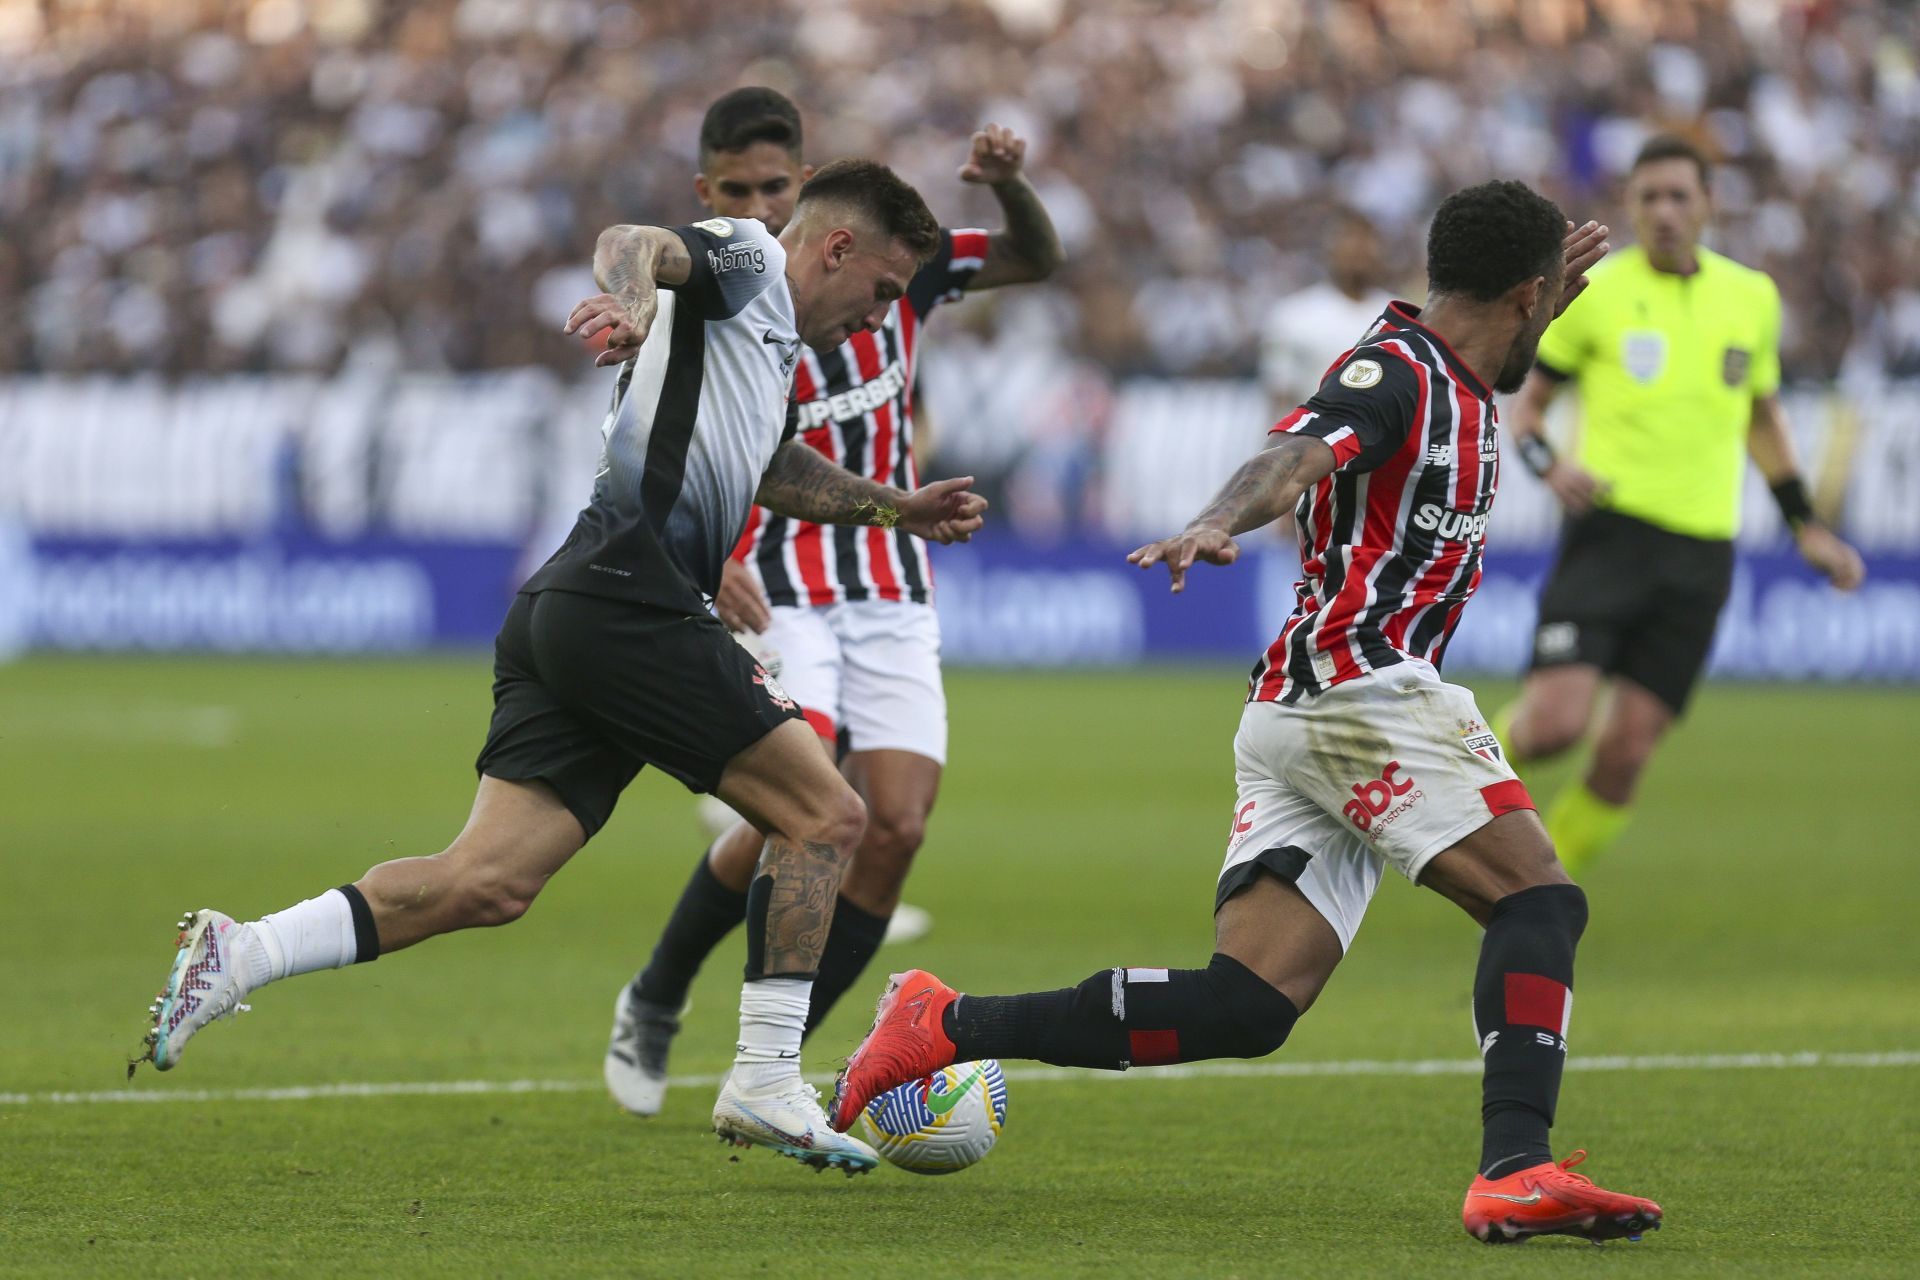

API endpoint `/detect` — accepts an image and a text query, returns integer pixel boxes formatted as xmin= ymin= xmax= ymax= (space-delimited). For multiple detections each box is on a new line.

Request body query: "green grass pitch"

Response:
xmin=3 ymin=657 xmax=1916 ymax=1277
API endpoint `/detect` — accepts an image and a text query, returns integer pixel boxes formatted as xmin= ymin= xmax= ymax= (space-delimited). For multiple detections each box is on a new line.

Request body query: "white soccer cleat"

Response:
xmin=713 ymin=1072 xmax=880 ymax=1175
xmin=139 ymin=909 xmax=252 ymax=1073
xmin=604 ymin=987 xmax=680 ymax=1117
xmin=882 ymin=902 xmax=934 ymax=947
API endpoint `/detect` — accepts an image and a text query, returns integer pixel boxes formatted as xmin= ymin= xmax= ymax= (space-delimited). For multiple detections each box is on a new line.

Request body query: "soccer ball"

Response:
xmin=852 ymin=1059 xmax=1008 ymax=1174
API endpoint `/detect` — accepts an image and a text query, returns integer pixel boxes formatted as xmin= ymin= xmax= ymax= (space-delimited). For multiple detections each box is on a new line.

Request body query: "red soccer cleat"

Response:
xmin=1463 ymin=1149 xmax=1663 ymax=1244
xmin=829 ymin=969 xmax=959 ymax=1132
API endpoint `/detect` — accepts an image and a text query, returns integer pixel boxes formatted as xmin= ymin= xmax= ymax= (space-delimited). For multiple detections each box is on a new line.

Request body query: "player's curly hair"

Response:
xmin=1425 ymin=180 xmax=1565 ymax=303
xmin=796 ymin=158 xmax=941 ymax=263
xmin=699 ymin=87 xmax=802 ymax=163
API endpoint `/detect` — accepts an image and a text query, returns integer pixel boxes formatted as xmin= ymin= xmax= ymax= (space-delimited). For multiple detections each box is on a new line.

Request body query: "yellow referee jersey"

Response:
xmin=1534 ymin=244 xmax=1781 ymax=540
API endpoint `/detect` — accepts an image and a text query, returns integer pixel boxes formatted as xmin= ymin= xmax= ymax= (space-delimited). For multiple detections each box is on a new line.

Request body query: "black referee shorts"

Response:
xmin=474 ymin=590 xmax=802 ymax=839
xmin=1530 ymin=509 xmax=1735 ymax=715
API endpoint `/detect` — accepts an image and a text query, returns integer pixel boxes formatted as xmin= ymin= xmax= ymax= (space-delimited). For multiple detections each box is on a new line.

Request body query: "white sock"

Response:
xmin=244 ymin=889 xmax=361 ymax=989
xmin=732 ymin=977 xmax=812 ymax=1091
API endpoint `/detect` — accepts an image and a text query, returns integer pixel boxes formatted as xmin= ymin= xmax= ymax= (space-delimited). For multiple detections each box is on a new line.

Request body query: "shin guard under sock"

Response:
xmin=1474 ymin=882 xmax=1589 ymax=1176
xmin=802 ymin=896 xmax=890 ymax=1038
xmin=632 ymin=848 xmax=748 ymax=1007
xmin=943 ymin=954 xmax=1299 ymax=1070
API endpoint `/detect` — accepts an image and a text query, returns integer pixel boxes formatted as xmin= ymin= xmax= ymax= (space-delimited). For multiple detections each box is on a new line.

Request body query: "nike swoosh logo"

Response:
xmin=924 ymin=1064 xmax=987 ymax=1117
xmin=1473 ymin=1190 xmax=1543 ymax=1205
xmin=762 ymin=329 xmax=790 ymax=346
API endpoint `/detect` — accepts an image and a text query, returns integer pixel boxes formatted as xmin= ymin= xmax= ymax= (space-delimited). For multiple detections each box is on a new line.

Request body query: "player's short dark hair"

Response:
xmin=1631 ymin=133 xmax=1712 ymax=189
xmin=699 ymin=87 xmax=802 ymax=164
xmin=795 ymin=158 xmax=941 ymax=262
xmin=1425 ymin=180 xmax=1566 ymax=303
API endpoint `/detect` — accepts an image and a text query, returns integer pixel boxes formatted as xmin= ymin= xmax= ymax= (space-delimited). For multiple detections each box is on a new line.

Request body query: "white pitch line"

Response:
xmin=4 ymin=1049 xmax=1915 ymax=1108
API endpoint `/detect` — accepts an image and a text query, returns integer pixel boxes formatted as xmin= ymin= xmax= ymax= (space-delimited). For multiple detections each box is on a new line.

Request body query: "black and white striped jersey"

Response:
xmin=526 ymin=217 xmax=800 ymax=614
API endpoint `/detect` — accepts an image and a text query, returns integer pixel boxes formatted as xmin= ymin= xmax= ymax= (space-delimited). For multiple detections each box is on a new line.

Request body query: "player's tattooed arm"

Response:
xmin=756 ymin=440 xmax=990 ymax=543
xmin=959 ymin=124 xmax=1063 ymax=289
xmin=750 ymin=835 xmax=842 ymax=975
xmin=562 ymin=226 xmax=694 ymax=367
xmin=1129 ymin=435 xmax=1338 ymax=593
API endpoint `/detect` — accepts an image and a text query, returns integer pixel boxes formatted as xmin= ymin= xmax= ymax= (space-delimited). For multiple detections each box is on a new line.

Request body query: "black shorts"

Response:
xmin=1530 ymin=509 xmax=1735 ymax=715
xmin=474 ymin=590 xmax=802 ymax=839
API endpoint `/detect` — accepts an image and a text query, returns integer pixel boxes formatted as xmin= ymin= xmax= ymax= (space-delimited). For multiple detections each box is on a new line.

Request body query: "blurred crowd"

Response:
xmin=2 ymin=0 xmax=1918 ymax=383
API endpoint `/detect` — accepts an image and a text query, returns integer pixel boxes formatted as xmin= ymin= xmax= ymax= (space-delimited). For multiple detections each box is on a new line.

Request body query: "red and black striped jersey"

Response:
xmin=733 ymin=227 xmax=989 ymax=607
xmin=1250 ymin=301 xmax=1501 ymax=704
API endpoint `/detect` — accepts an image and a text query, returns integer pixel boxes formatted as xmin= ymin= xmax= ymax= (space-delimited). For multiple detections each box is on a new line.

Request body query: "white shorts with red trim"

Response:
xmin=741 ymin=600 xmax=947 ymax=764
xmin=1218 ymin=658 xmax=1531 ymax=951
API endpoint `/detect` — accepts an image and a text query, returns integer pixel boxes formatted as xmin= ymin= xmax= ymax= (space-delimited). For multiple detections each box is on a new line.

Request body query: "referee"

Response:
xmin=1503 ymin=135 xmax=1864 ymax=876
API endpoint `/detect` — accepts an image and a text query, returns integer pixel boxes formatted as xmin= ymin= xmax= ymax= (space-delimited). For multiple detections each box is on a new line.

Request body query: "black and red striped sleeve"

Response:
xmin=1269 ymin=346 xmax=1419 ymax=474
xmin=903 ymin=227 xmax=990 ymax=318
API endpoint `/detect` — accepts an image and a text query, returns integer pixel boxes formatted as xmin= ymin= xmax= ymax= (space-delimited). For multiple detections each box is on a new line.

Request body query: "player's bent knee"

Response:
xmin=815 ymin=787 xmax=868 ymax=855
xmin=861 ymin=806 xmax=927 ymax=865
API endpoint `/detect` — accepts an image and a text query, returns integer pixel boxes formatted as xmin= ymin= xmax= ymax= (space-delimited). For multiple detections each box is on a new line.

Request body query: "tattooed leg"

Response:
xmin=745 ymin=835 xmax=845 ymax=980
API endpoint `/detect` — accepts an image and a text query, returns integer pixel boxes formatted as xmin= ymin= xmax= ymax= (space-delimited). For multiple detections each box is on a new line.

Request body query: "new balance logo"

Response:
xmin=1425 ymin=444 xmax=1453 ymax=465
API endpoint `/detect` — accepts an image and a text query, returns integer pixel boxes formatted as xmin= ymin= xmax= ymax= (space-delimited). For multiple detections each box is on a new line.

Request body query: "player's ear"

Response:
xmin=800 ymin=163 xmax=816 ymax=183
xmin=1514 ymin=274 xmax=1547 ymax=318
xmin=694 ymin=173 xmax=712 ymax=207
xmin=823 ymin=226 xmax=856 ymax=270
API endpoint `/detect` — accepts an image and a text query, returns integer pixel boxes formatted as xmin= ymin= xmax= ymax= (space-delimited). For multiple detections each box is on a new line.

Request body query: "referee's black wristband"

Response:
xmin=1516 ymin=435 xmax=1557 ymax=479
xmin=1770 ymin=477 xmax=1816 ymax=530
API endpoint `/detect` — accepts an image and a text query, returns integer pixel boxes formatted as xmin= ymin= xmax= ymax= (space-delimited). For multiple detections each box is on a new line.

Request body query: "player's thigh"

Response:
xmin=830 ymin=600 xmax=948 ymax=765
xmin=1514 ymin=663 xmax=1604 ymax=746
xmin=1219 ymin=710 xmax=1384 ymax=971
xmin=439 ymin=774 xmax=589 ymax=892
xmin=474 ymin=592 xmax=639 ymax=842
xmin=1588 ymin=677 xmax=1676 ymax=781
xmin=842 ymin=748 xmax=942 ymax=840
xmin=526 ymin=590 xmax=804 ymax=800
xmin=1419 ymin=809 xmax=1567 ymax=924
xmin=1275 ymin=662 xmax=1538 ymax=892
xmin=1611 ymin=538 xmax=1734 ymax=718
xmin=754 ymin=604 xmax=845 ymax=744
xmin=714 ymin=717 xmax=865 ymax=850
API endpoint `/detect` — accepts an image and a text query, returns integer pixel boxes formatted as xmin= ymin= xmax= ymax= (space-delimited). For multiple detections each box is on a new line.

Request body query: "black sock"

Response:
xmin=1474 ymin=883 xmax=1589 ymax=1177
xmin=802 ymin=896 xmax=890 ymax=1038
xmin=941 ymin=954 xmax=1299 ymax=1070
xmin=631 ymin=848 xmax=747 ymax=1008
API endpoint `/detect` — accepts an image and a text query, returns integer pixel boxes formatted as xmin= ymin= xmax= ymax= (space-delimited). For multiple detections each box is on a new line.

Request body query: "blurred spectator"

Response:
xmin=0 ymin=0 xmax=1914 ymax=390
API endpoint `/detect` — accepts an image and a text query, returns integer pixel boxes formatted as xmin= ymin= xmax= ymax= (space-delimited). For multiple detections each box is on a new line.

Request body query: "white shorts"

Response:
xmin=1217 ymin=659 xmax=1533 ymax=952
xmin=736 ymin=600 xmax=947 ymax=765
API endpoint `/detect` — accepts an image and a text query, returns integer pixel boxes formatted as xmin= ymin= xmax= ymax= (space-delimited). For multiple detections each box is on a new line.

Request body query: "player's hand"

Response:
xmin=1544 ymin=459 xmax=1608 ymax=515
xmin=564 ymin=290 xmax=656 ymax=368
xmin=1555 ymin=220 xmax=1610 ymax=318
xmin=714 ymin=558 xmax=773 ymax=633
xmin=959 ymin=124 xmax=1027 ymax=186
xmin=896 ymin=476 xmax=989 ymax=544
xmin=1795 ymin=523 xmax=1866 ymax=591
xmin=1128 ymin=525 xmax=1240 ymax=594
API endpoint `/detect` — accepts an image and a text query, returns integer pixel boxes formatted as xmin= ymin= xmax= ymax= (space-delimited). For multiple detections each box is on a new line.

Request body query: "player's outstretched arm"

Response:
xmin=756 ymin=440 xmax=989 ymax=544
xmin=562 ymin=226 xmax=695 ymax=368
xmin=958 ymin=124 xmax=1063 ymax=290
xmin=1129 ymin=435 xmax=1338 ymax=593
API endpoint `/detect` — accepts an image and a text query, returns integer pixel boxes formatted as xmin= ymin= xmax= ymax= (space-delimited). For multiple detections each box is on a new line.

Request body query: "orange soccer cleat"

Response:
xmin=1463 ymin=1149 xmax=1663 ymax=1244
xmin=829 ymin=969 xmax=959 ymax=1132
